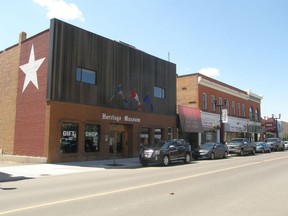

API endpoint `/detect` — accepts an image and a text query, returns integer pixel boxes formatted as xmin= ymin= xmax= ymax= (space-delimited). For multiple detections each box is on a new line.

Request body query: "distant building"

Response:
xmin=0 ymin=19 xmax=177 ymax=163
xmin=177 ymin=73 xmax=262 ymax=147
xmin=261 ymin=117 xmax=283 ymax=139
xmin=279 ymin=121 xmax=288 ymax=139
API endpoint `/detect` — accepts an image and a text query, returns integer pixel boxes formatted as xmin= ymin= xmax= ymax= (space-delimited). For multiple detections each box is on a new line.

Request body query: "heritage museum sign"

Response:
xmin=102 ymin=113 xmax=141 ymax=123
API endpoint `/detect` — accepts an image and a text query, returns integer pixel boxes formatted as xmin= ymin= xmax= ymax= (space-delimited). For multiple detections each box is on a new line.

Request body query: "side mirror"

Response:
xmin=169 ymin=145 xmax=176 ymax=150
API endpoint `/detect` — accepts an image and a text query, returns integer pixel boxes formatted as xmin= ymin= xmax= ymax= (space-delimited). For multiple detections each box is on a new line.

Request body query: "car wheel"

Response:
xmin=140 ymin=161 xmax=148 ymax=167
xmin=162 ymin=155 xmax=170 ymax=166
xmin=210 ymin=152 xmax=215 ymax=160
xmin=223 ymin=151 xmax=228 ymax=158
xmin=139 ymin=156 xmax=148 ymax=167
xmin=239 ymin=149 xmax=244 ymax=156
xmin=184 ymin=153 xmax=191 ymax=164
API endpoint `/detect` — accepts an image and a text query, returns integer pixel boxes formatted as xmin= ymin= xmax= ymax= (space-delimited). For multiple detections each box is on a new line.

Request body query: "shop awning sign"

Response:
xmin=178 ymin=105 xmax=203 ymax=133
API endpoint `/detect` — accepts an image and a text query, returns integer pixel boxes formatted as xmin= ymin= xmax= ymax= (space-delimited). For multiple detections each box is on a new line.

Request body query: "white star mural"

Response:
xmin=19 ymin=45 xmax=45 ymax=93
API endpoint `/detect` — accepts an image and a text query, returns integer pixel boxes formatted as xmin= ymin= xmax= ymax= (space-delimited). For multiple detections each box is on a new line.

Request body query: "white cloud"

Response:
xmin=33 ymin=0 xmax=85 ymax=22
xmin=198 ymin=67 xmax=220 ymax=78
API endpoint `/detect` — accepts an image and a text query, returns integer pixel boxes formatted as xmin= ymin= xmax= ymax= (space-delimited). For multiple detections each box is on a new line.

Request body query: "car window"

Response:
xmin=201 ymin=143 xmax=214 ymax=148
xmin=176 ymin=140 xmax=183 ymax=147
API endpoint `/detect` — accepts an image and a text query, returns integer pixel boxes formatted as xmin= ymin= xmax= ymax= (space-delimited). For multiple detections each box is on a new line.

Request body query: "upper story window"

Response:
xmin=242 ymin=104 xmax=246 ymax=118
xmin=154 ymin=86 xmax=165 ymax=99
xmin=202 ymin=93 xmax=207 ymax=109
xmin=76 ymin=67 xmax=97 ymax=85
xmin=219 ymin=97 xmax=223 ymax=106
xmin=249 ymin=107 xmax=254 ymax=120
xmin=225 ymin=99 xmax=229 ymax=114
xmin=211 ymin=95 xmax=216 ymax=112
xmin=232 ymin=101 xmax=235 ymax=116
xmin=238 ymin=103 xmax=241 ymax=116
xmin=255 ymin=108 xmax=259 ymax=121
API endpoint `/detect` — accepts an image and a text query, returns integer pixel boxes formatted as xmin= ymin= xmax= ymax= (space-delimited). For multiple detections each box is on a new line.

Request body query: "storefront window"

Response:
xmin=202 ymin=131 xmax=217 ymax=143
xmin=154 ymin=128 xmax=163 ymax=143
xmin=168 ymin=127 xmax=173 ymax=140
xmin=140 ymin=127 xmax=150 ymax=146
xmin=60 ymin=123 xmax=78 ymax=154
xmin=85 ymin=124 xmax=100 ymax=152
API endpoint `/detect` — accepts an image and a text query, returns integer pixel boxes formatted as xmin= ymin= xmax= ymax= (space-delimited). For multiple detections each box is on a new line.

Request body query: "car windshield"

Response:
xmin=229 ymin=139 xmax=243 ymax=145
xmin=267 ymin=138 xmax=277 ymax=142
xmin=151 ymin=141 xmax=171 ymax=149
xmin=256 ymin=143 xmax=263 ymax=146
xmin=200 ymin=143 xmax=214 ymax=149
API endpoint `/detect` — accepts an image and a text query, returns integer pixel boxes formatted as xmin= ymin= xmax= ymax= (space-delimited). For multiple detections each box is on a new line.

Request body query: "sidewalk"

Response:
xmin=0 ymin=157 xmax=141 ymax=182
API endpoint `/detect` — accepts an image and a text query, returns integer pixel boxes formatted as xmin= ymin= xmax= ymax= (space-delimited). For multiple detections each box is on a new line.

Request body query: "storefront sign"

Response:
xmin=222 ymin=109 xmax=228 ymax=123
xmin=178 ymin=105 xmax=203 ymax=132
xmin=102 ymin=113 xmax=141 ymax=123
xmin=62 ymin=130 xmax=77 ymax=138
xmin=85 ymin=132 xmax=98 ymax=137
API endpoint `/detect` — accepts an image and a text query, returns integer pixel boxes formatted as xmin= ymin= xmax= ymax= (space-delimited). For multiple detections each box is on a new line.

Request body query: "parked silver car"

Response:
xmin=255 ymin=142 xmax=271 ymax=153
xmin=283 ymin=141 xmax=288 ymax=150
xmin=192 ymin=142 xmax=228 ymax=160
xmin=265 ymin=138 xmax=285 ymax=151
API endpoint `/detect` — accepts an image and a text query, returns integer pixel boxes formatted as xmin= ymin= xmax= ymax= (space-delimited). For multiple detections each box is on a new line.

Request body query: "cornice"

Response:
xmin=198 ymin=76 xmax=248 ymax=100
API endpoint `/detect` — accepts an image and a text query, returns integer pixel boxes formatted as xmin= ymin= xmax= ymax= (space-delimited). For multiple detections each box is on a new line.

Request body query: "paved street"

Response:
xmin=1 ymin=152 xmax=288 ymax=216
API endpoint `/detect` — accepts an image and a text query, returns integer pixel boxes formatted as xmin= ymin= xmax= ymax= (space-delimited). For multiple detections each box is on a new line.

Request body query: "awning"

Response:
xmin=178 ymin=105 xmax=203 ymax=133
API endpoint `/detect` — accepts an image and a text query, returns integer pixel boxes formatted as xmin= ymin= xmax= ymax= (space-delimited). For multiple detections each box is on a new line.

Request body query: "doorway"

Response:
xmin=109 ymin=124 xmax=128 ymax=158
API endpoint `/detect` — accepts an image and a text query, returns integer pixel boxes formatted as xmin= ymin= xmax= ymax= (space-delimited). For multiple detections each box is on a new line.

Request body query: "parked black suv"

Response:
xmin=265 ymin=138 xmax=285 ymax=151
xmin=139 ymin=139 xmax=192 ymax=166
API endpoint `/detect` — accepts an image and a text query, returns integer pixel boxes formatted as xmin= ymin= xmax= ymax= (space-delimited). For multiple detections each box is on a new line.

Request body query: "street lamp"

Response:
xmin=272 ymin=114 xmax=281 ymax=138
xmin=214 ymin=99 xmax=227 ymax=144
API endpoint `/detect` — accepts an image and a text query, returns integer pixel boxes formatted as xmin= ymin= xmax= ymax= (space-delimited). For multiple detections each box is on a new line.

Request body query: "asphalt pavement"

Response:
xmin=0 ymin=157 xmax=141 ymax=182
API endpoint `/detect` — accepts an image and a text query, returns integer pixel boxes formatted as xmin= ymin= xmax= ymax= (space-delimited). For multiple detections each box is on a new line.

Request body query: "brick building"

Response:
xmin=0 ymin=19 xmax=177 ymax=163
xmin=177 ymin=73 xmax=262 ymax=147
xmin=261 ymin=116 xmax=283 ymax=139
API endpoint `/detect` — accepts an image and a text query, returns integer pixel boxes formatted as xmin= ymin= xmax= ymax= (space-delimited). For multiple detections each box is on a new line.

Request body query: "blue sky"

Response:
xmin=1 ymin=0 xmax=287 ymax=121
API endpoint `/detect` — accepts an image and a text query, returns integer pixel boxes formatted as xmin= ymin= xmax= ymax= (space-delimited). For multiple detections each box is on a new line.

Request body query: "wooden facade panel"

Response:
xmin=47 ymin=19 xmax=176 ymax=115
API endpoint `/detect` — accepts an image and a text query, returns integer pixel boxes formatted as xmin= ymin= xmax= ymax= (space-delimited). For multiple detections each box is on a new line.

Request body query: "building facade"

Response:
xmin=0 ymin=19 xmax=177 ymax=163
xmin=261 ymin=116 xmax=283 ymax=139
xmin=177 ymin=73 xmax=262 ymax=147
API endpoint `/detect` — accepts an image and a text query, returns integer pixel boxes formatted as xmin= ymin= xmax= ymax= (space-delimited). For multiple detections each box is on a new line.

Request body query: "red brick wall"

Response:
xmin=14 ymin=31 xmax=49 ymax=157
xmin=198 ymin=85 xmax=261 ymax=119
xmin=0 ymin=45 xmax=21 ymax=154
xmin=46 ymin=101 xmax=177 ymax=163
xmin=177 ymin=74 xmax=261 ymax=120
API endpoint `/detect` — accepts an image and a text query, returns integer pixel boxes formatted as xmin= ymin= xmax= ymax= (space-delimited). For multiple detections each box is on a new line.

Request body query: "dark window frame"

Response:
xmin=60 ymin=122 xmax=79 ymax=154
xmin=154 ymin=86 xmax=165 ymax=99
xmin=76 ymin=67 xmax=97 ymax=85
xmin=84 ymin=124 xmax=100 ymax=153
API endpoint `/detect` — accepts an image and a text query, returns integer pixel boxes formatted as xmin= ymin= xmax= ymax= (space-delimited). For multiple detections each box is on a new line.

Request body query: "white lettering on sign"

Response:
xmin=63 ymin=131 xmax=77 ymax=138
xmin=124 ymin=116 xmax=141 ymax=122
xmin=102 ymin=113 xmax=122 ymax=122
xmin=102 ymin=113 xmax=141 ymax=123
xmin=85 ymin=132 xmax=98 ymax=137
